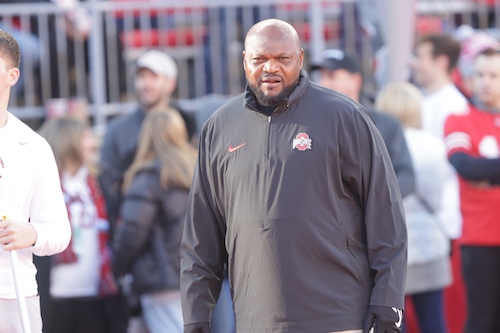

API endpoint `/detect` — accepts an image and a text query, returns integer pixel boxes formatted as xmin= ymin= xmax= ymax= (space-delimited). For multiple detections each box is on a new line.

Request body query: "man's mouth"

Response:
xmin=260 ymin=76 xmax=282 ymax=88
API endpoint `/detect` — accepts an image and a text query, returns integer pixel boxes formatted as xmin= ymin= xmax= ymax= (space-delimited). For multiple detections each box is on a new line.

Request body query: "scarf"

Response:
xmin=53 ymin=172 xmax=118 ymax=296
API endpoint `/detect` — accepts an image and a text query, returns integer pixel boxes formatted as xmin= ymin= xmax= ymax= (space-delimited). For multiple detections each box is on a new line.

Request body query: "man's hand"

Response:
xmin=0 ymin=218 xmax=37 ymax=251
xmin=363 ymin=305 xmax=403 ymax=333
xmin=470 ymin=180 xmax=490 ymax=189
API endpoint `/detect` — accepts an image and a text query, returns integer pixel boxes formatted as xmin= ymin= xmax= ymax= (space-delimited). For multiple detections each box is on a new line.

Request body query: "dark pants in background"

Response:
xmin=461 ymin=245 xmax=500 ymax=333
xmin=404 ymin=289 xmax=447 ymax=333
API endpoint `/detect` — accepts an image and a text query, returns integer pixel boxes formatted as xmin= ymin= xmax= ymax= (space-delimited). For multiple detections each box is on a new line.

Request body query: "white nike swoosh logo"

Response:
xmin=393 ymin=307 xmax=402 ymax=328
xmin=19 ymin=141 xmax=30 ymax=145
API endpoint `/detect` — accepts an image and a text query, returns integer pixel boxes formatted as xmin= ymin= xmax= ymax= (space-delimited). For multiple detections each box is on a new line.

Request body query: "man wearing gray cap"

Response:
xmin=312 ymin=49 xmax=415 ymax=199
xmin=98 ymin=50 xmax=196 ymax=330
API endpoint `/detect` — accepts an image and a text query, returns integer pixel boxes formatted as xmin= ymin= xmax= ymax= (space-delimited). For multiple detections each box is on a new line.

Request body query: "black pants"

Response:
xmin=461 ymin=245 xmax=500 ymax=333
xmin=45 ymin=294 xmax=128 ymax=333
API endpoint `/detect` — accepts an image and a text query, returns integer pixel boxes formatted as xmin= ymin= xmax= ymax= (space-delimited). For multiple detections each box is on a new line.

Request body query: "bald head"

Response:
xmin=244 ymin=19 xmax=301 ymax=52
xmin=242 ymin=19 xmax=304 ymax=107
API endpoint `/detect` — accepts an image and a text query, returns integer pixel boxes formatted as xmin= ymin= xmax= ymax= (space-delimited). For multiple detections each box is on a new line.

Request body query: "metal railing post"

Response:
xmin=308 ymin=0 xmax=325 ymax=82
xmin=88 ymin=0 xmax=108 ymax=134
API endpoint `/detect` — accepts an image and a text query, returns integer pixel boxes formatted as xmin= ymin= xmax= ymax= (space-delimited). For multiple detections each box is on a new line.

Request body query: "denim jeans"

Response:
xmin=140 ymin=290 xmax=183 ymax=333
xmin=404 ymin=289 xmax=447 ymax=333
xmin=211 ymin=278 xmax=236 ymax=333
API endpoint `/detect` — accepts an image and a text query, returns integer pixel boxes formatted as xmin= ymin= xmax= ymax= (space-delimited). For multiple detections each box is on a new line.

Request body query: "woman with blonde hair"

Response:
xmin=376 ymin=82 xmax=451 ymax=333
xmin=112 ymin=109 xmax=197 ymax=333
xmin=38 ymin=117 xmax=122 ymax=333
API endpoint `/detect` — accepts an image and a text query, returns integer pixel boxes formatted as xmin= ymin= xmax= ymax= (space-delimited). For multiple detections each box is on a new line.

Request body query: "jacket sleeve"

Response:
xmin=111 ymin=170 xmax=159 ymax=278
xmin=98 ymin=124 xmax=123 ymax=227
xmin=449 ymin=152 xmax=500 ymax=181
xmin=387 ymin=120 xmax=415 ymax=198
xmin=340 ymin=107 xmax=407 ymax=310
xmin=378 ymin=113 xmax=415 ymax=198
xmin=181 ymin=120 xmax=227 ymax=329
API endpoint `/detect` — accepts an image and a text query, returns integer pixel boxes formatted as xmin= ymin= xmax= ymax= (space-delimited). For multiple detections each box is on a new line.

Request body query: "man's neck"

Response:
xmin=145 ymin=98 xmax=170 ymax=113
xmin=423 ymin=76 xmax=451 ymax=95
xmin=0 ymin=111 xmax=8 ymax=128
xmin=473 ymin=97 xmax=500 ymax=113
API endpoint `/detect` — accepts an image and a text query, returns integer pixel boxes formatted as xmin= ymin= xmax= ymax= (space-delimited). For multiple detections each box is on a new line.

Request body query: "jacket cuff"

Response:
xmin=184 ymin=322 xmax=210 ymax=333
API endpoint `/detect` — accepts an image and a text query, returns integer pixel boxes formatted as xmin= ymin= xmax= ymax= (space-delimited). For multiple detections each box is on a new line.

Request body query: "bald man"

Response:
xmin=181 ymin=19 xmax=407 ymax=333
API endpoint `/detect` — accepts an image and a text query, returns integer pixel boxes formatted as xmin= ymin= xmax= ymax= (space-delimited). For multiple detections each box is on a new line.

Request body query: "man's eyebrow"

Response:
xmin=251 ymin=51 xmax=296 ymax=57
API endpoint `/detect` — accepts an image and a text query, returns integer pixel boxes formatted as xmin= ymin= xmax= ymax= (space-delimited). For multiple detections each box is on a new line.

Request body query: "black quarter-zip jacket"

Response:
xmin=181 ymin=70 xmax=407 ymax=333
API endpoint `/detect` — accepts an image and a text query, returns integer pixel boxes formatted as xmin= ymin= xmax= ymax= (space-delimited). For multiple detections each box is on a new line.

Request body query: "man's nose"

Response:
xmin=263 ymin=59 xmax=279 ymax=72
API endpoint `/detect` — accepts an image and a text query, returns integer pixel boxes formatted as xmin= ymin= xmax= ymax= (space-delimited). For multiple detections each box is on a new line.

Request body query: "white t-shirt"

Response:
xmin=50 ymin=168 xmax=101 ymax=298
xmin=422 ymin=83 xmax=468 ymax=239
xmin=422 ymin=83 xmax=468 ymax=139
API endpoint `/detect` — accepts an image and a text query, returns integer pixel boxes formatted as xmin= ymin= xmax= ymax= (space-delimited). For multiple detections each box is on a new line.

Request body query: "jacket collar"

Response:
xmin=243 ymin=69 xmax=310 ymax=114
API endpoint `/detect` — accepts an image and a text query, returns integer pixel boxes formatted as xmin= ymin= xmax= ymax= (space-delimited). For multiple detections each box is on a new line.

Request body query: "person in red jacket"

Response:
xmin=444 ymin=47 xmax=500 ymax=333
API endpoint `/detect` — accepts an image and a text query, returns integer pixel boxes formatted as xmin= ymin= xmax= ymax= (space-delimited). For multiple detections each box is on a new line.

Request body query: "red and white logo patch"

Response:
xmin=292 ymin=132 xmax=312 ymax=151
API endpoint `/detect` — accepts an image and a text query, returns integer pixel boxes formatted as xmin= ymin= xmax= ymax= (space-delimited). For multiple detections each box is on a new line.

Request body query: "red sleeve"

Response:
xmin=444 ymin=113 xmax=472 ymax=159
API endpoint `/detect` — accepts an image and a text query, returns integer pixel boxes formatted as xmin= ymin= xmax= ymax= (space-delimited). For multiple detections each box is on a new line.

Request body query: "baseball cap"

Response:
xmin=311 ymin=49 xmax=360 ymax=73
xmin=455 ymin=25 xmax=498 ymax=78
xmin=135 ymin=49 xmax=178 ymax=79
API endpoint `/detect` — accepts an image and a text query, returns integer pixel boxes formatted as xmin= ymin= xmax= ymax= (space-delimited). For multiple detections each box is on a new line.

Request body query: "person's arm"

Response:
xmin=374 ymin=112 xmax=415 ymax=198
xmin=444 ymin=110 xmax=500 ymax=186
xmin=449 ymin=152 xmax=500 ymax=182
xmin=341 ymin=107 xmax=407 ymax=331
xmin=28 ymin=139 xmax=71 ymax=256
xmin=359 ymin=111 xmax=407 ymax=308
xmin=385 ymin=120 xmax=415 ymax=198
xmin=98 ymin=124 xmax=123 ymax=228
xmin=181 ymin=120 xmax=226 ymax=333
xmin=111 ymin=169 xmax=159 ymax=278
xmin=0 ymin=218 xmax=38 ymax=251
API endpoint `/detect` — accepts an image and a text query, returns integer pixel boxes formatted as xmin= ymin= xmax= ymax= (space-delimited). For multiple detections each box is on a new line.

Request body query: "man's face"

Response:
xmin=473 ymin=54 xmax=500 ymax=108
xmin=412 ymin=42 xmax=439 ymax=88
xmin=0 ymin=56 xmax=19 ymax=97
xmin=243 ymin=30 xmax=303 ymax=106
xmin=318 ymin=68 xmax=361 ymax=101
xmin=134 ymin=68 xmax=174 ymax=111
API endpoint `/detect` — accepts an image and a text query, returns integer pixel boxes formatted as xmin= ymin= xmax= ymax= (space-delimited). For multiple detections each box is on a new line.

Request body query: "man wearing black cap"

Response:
xmin=312 ymin=49 xmax=415 ymax=198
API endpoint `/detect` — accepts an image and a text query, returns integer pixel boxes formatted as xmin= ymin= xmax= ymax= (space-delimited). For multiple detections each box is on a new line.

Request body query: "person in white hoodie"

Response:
xmin=376 ymin=82 xmax=451 ymax=333
xmin=0 ymin=29 xmax=71 ymax=333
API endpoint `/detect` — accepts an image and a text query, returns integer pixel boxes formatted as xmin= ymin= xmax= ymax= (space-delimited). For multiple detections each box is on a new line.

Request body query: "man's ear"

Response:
xmin=7 ymin=67 xmax=20 ymax=86
xmin=165 ymin=77 xmax=177 ymax=95
xmin=353 ymin=72 xmax=363 ymax=90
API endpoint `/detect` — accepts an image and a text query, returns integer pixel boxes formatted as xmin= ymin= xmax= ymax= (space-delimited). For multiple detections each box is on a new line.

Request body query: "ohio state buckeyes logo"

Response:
xmin=292 ymin=132 xmax=312 ymax=151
